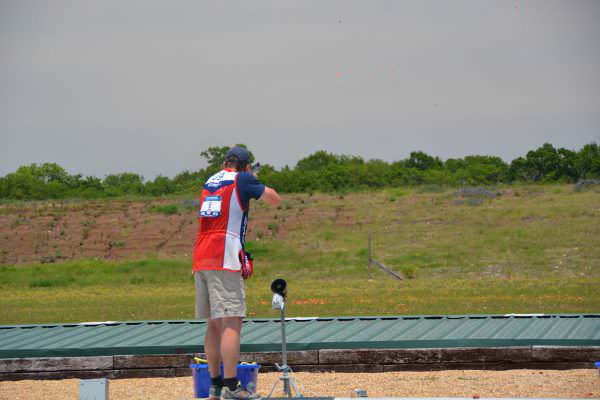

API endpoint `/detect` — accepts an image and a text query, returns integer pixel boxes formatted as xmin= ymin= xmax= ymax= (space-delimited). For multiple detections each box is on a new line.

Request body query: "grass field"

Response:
xmin=1 ymin=184 xmax=599 ymax=324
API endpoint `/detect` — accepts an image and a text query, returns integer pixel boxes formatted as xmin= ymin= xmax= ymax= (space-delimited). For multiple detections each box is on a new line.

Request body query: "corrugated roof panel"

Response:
xmin=154 ymin=323 xmax=202 ymax=346
xmin=362 ymin=319 xmax=400 ymax=341
xmin=529 ymin=318 xmax=556 ymax=340
xmin=431 ymin=318 xmax=466 ymax=339
xmin=541 ymin=317 xmax=578 ymax=339
xmin=353 ymin=319 xmax=388 ymax=341
xmin=398 ymin=319 xmax=430 ymax=339
xmin=70 ymin=325 xmax=131 ymax=348
xmin=541 ymin=319 xmax=564 ymax=339
xmin=1 ymin=314 xmax=599 ymax=359
xmin=124 ymin=323 xmax=176 ymax=346
xmin=170 ymin=323 xmax=204 ymax=343
xmin=44 ymin=325 xmax=100 ymax=348
xmin=460 ymin=318 xmax=497 ymax=338
xmin=285 ymin=320 xmax=319 ymax=342
xmin=1 ymin=327 xmax=44 ymax=348
xmin=512 ymin=317 xmax=538 ymax=338
xmin=480 ymin=318 xmax=514 ymax=338
xmin=568 ymin=317 xmax=596 ymax=340
xmin=239 ymin=323 xmax=270 ymax=342
xmin=392 ymin=318 xmax=427 ymax=339
xmin=419 ymin=318 xmax=463 ymax=339
xmin=326 ymin=319 xmax=363 ymax=342
xmin=79 ymin=325 xmax=136 ymax=347
xmin=305 ymin=320 xmax=343 ymax=343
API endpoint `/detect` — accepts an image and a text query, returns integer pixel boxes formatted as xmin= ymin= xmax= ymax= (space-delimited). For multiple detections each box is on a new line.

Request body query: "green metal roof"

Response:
xmin=1 ymin=314 xmax=599 ymax=359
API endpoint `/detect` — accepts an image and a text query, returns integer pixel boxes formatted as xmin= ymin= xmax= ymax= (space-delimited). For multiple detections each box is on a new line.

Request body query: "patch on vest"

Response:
xmin=200 ymin=196 xmax=222 ymax=217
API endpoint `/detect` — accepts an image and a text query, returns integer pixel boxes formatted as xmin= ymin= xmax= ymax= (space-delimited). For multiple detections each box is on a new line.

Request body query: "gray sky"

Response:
xmin=1 ymin=0 xmax=599 ymax=179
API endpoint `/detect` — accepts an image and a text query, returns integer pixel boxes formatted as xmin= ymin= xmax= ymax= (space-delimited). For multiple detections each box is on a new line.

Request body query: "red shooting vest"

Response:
xmin=193 ymin=169 xmax=247 ymax=272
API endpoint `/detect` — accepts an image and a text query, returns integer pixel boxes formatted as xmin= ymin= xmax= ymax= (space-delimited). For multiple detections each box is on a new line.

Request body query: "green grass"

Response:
xmin=149 ymin=204 xmax=180 ymax=215
xmin=0 ymin=184 xmax=599 ymax=324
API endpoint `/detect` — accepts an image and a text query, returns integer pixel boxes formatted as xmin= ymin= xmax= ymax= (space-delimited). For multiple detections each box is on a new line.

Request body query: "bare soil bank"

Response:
xmin=0 ymin=196 xmax=334 ymax=264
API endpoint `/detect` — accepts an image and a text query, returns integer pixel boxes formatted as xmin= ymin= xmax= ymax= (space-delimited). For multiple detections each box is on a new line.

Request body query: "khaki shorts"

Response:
xmin=194 ymin=270 xmax=246 ymax=319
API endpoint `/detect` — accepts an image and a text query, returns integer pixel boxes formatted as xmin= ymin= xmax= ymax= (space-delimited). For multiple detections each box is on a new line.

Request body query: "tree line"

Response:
xmin=1 ymin=142 xmax=598 ymax=200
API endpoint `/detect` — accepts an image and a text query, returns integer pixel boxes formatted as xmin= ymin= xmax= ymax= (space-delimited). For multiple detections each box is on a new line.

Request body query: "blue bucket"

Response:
xmin=190 ymin=363 xmax=260 ymax=399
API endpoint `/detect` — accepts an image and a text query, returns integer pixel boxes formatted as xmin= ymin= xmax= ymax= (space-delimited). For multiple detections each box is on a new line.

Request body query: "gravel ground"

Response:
xmin=1 ymin=370 xmax=599 ymax=399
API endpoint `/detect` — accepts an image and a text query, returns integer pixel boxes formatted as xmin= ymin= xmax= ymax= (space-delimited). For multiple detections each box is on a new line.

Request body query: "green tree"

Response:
xmin=1 ymin=142 xmax=598 ymax=200
xmin=200 ymin=144 xmax=254 ymax=174
xmin=144 ymin=175 xmax=176 ymax=196
xmin=0 ymin=169 xmax=44 ymax=199
xmin=556 ymin=148 xmax=578 ymax=182
xmin=508 ymin=156 xmax=531 ymax=182
xmin=405 ymin=151 xmax=443 ymax=170
xmin=173 ymin=170 xmax=203 ymax=193
xmin=445 ymin=158 xmax=466 ymax=173
xmin=81 ymin=176 xmax=103 ymax=190
xmin=200 ymin=146 xmax=230 ymax=170
xmin=0 ymin=163 xmax=71 ymax=199
xmin=575 ymin=142 xmax=600 ymax=179
xmin=508 ymin=143 xmax=565 ymax=182
xmin=459 ymin=156 xmax=508 ymax=184
xmin=295 ymin=150 xmax=340 ymax=171
xmin=527 ymin=143 xmax=560 ymax=182
xmin=103 ymin=173 xmax=144 ymax=196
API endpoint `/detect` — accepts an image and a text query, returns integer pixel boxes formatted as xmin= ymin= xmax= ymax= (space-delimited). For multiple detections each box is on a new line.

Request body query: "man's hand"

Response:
xmin=260 ymin=187 xmax=281 ymax=206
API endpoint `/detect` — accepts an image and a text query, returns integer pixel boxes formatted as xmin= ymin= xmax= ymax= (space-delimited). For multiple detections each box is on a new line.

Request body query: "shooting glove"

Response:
xmin=239 ymin=250 xmax=254 ymax=279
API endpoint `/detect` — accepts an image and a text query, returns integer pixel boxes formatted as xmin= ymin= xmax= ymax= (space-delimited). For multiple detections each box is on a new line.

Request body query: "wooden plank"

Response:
xmin=1 ymin=346 xmax=598 ymax=381
xmin=437 ymin=347 xmax=532 ymax=363
xmin=319 ymin=347 xmax=534 ymax=365
xmin=113 ymin=354 xmax=193 ymax=369
xmin=242 ymin=351 xmax=319 ymax=365
xmin=111 ymin=368 xmax=177 ymax=379
xmin=531 ymin=346 xmax=600 ymax=362
xmin=174 ymin=367 xmax=193 ymax=377
xmin=383 ymin=362 xmax=490 ymax=372
xmin=0 ymin=370 xmax=111 ymax=381
xmin=291 ymin=364 xmax=384 ymax=373
xmin=254 ymin=365 xmax=277 ymax=373
xmin=114 ymin=351 xmax=317 ymax=370
xmin=384 ymin=361 xmax=596 ymax=371
xmin=0 ymin=356 xmax=113 ymax=373
xmin=319 ymin=348 xmax=441 ymax=364
xmin=383 ymin=362 xmax=527 ymax=372
xmin=194 ymin=351 xmax=318 ymax=366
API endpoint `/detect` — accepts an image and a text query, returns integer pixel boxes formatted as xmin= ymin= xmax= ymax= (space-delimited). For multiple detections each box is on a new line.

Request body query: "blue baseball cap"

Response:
xmin=226 ymin=146 xmax=250 ymax=163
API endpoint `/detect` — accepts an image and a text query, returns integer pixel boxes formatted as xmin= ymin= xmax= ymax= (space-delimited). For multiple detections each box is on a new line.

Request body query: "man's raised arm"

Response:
xmin=260 ymin=187 xmax=281 ymax=206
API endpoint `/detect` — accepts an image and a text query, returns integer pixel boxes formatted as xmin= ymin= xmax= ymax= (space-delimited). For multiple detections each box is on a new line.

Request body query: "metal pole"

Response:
xmin=368 ymin=232 xmax=372 ymax=279
xmin=280 ymin=307 xmax=287 ymax=367
xmin=280 ymin=304 xmax=290 ymax=397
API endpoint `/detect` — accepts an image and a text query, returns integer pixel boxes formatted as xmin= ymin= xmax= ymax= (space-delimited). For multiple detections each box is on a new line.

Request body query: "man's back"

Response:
xmin=193 ymin=168 xmax=265 ymax=272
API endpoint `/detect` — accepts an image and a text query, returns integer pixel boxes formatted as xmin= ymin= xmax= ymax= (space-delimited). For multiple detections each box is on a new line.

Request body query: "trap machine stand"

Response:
xmin=266 ymin=279 xmax=303 ymax=399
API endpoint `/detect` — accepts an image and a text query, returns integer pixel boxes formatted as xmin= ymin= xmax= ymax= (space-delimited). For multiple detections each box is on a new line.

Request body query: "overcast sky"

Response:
xmin=1 ymin=0 xmax=599 ymax=178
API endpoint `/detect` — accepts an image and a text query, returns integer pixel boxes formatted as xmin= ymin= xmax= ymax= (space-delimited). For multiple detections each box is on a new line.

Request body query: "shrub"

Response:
xmin=150 ymin=204 xmax=179 ymax=215
xmin=320 ymin=231 xmax=335 ymax=241
xmin=401 ymin=266 xmax=418 ymax=279
xmin=267 ymin=222 xmax=279 ymax=236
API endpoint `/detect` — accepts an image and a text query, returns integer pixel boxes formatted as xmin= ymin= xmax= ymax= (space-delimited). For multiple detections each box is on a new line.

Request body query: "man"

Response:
xmin=193 ymin=146 xmax=281 ymax=400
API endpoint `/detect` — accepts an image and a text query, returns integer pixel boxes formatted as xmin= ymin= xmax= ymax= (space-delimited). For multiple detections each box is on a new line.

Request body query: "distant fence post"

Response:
xmin=368 ymin=233 xmax=403 ymax=281
xmin=368 ymin=232 xmax=372 ymax=279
